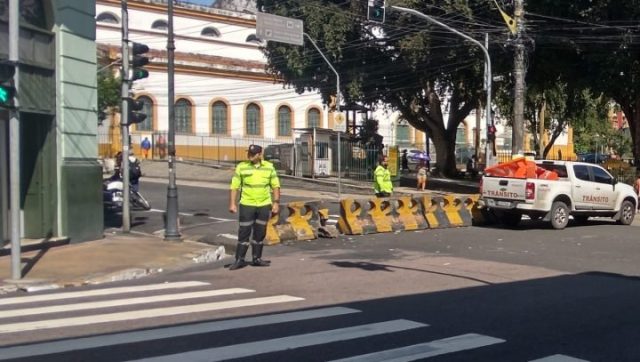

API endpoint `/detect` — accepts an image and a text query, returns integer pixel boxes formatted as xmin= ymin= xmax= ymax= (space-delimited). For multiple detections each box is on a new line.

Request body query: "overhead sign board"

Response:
xmin=256 ymin=12 xmax=304 ymax=46
xmin=333 ymin=112 xmax=346 ymax=132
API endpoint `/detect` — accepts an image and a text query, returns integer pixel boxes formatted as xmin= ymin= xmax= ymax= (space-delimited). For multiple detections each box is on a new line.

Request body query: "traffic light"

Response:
xmin=0 ymin=61 xmax=16 ymax=109
xmin=127 ymin=97 xmax=147 ymax=125
xmin=130 ymin=42 xmax=149 ymax=81
xmin=368 ymin=0 xmax=385 ymax=23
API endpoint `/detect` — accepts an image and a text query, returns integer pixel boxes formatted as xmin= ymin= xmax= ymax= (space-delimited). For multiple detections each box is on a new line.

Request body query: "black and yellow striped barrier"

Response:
xmin=339 ymin=194 xmax=483 ymax=235
xmin=266 ymin=200 xmax=329 ymax=244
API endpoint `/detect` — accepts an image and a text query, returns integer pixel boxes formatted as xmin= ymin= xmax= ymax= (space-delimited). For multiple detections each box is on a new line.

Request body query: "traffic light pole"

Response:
xmin=390 ymin=6 xmax=494 ymax=169
xmin=8 ymin=0 xmax=21 ymax=280
xmin=164 ymin=0 xmax=181 ymax=241
xmin=121 ymin=0 xmax=131 ymax=232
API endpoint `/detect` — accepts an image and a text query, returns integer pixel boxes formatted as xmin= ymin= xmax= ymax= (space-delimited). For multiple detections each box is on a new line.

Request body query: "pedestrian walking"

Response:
xmin=416 ymin=161 xmax=428 ymax=191
xmin=228 ymin=144 xmax=280 ymax=270
xmin=401 ymin=149 xmax=409 ymax=173
xmin=373 ymin=155 xmax=393 ymax=198
xmin=157 ymin=134 xmax=167 ymax=159
xmin=141 ymin=137 xmax=151 ymax=159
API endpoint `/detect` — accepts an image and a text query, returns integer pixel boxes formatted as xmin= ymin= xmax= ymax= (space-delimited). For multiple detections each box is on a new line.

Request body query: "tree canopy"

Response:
xmin=257 ymin=0 xmax=640 ymax=174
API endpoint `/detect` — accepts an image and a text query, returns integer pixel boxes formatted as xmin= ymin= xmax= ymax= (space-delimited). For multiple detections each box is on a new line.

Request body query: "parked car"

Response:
xmin=577 ymin=153 xmax=609 ymax=164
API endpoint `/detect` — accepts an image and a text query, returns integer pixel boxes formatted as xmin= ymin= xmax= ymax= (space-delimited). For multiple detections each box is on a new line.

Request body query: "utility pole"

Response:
xmin=120 ymin=0 xmax=131 ymax=232
xmin=164 ymin=0 xmax=181 ymax=241
xmin=512 ymin=0 xmax=526 ymax=156
xmin=9 ymin=0 xmax=21 ymax=280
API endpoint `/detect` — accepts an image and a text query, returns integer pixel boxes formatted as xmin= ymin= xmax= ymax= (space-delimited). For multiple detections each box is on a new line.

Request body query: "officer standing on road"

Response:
xmin=228 ymin=144 xmax=281 ymax=270
xmin=373 ymin=155 xmax=393 ymax=198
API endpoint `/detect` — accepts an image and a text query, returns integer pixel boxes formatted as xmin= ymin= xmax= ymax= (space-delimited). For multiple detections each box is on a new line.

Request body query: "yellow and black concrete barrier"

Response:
xmin=266 ymin=200 xmax=335 ymax=244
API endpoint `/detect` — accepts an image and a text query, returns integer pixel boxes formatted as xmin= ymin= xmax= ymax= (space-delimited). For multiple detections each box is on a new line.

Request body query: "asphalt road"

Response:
xmin=61 ymin=179 xmax=640 ymax=361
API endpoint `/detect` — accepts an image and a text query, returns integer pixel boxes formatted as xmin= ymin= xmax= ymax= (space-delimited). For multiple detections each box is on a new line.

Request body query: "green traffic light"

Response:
xmin=0 ymin=85 xmax=13 ymax=105
xmin=0 ymin=87 xmax=9 ymax=103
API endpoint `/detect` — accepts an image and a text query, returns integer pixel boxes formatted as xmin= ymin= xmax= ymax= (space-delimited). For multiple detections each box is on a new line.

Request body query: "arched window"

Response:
xmin=307 ymin=108 xmax=321 ymax=128
xmin=246 ymin=103 xmax=261 ymax=136
xmin=135 ymin=96 xmax=153 ymax=131
xmin=245 ymin=34 xmax=262 ymax=44
xmin=211 ymin=101 xmax=227 ymax=135
xmin=201 ymin=26 xmax=221 ymax=37
xmin=396 ymin=119 xmax=410 ymax=146
xmin=151 ymin=19 xmax=168 ymax=31
xmin=96 ymin=12 xmax=120 ymax=24
xmin=278 ymin=106 xmax=292 ymax=137
xmin=175 ymin=98 xmax=192 ymax=133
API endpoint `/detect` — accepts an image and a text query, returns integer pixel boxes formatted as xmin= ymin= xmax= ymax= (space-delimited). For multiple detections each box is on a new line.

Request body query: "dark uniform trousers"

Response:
xmin=238 ymin=204 xmax=271 ymax=247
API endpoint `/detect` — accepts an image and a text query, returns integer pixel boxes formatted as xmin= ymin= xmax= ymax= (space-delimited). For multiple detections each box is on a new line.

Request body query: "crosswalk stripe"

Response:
xmin=0 ymin=307 xmax=360 ymax=361
xmin=0 ymin=295 xmax=304 ymax=333
xmin=330 ymin=333 xmax=505 ymax=362
xmin=0 ymin=281 xmax=209 ymax=306
xmin=0 ymin=288 xmax=255 ymax=319
xmin=530 ymin=355 xmax=589 ymax=362
xmin=127 ymin=319 xmax=427 ymax=362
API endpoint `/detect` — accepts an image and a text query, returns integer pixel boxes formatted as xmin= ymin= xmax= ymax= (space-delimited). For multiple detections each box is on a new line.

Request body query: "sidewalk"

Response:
xmin=0 ymin=232 xmax=225 ymax=294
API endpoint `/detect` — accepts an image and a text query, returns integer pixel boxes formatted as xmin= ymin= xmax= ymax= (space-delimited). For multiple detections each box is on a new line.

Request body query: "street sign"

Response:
xmin=256 ymin=12 xmax=304 ymax=46
xmin=333 ymin=112 xmax=346 ymax=132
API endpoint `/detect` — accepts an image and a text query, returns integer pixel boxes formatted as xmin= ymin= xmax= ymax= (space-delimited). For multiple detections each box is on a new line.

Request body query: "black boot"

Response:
xmin=251 ymin=243 xmax=270 ymax=267
xmin=229 ymin=243 xmax=249 ymax=271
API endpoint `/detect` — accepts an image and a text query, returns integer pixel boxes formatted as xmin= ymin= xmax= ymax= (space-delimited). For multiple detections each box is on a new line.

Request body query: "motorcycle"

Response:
xmin=103 ymin=178 xmax=151 ymax=213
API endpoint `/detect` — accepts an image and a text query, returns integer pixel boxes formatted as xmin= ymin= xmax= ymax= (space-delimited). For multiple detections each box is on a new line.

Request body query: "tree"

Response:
xmin=257 ymin=0 xmax=507 ymax=177
xmin=525 ymin=0 xmax=640 ymax=168
xmin=97 ymin=71 xmax=120 ymax=125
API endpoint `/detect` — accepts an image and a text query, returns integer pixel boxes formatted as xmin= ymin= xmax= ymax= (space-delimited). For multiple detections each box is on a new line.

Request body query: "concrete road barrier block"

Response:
xmin=395 ymin=196 xmax=429 ymax=231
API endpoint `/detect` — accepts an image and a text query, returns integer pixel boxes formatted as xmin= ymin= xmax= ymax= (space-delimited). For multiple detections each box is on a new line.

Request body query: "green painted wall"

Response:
xmin=53 ymin=0 xmax=103 ymax=242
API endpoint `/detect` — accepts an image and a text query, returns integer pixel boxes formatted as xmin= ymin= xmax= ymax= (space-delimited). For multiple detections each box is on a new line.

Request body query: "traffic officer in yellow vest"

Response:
xmin=228 ymin=144 xmax=281 ymax=270
xmin=373 ymin=155 xmax=393 ymax=197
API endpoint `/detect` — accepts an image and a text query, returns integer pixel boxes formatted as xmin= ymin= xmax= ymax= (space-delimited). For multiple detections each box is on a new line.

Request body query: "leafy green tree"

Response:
xmin=97 ymin=71 xmax=120 ymax=124
xmin=256 ymin=0 xmax=506 ymax=177
xmin=526 ymin=0 xmax=640 ymax=168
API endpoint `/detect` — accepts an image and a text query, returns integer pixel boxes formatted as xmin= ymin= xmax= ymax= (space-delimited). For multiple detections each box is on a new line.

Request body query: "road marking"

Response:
xmin=219 ymin=233 xmax=237 ymax=240
xmin=0 ymin=307 xmax=359 ymax=360
xmin=0 ymin=288 xmax=255 ymax=319
xmin=0 ymin=281 xmax=209 ymax=306
xmin=530 ymin=355 xmax=589 ymax=362
xmin=0 ymin=295 xmax=304 ymax=333
xmin=127 ymin=319 xmax=427 ymax=362
xmin=148 ymin=208 xmax=234 ymax=222
xmin=331 ymin=333 xmax=505 ymax=362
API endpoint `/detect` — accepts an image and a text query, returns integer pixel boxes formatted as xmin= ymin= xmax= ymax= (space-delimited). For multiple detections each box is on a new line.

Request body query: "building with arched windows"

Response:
xmin=96 ymin=0 xmax=329 ymax=161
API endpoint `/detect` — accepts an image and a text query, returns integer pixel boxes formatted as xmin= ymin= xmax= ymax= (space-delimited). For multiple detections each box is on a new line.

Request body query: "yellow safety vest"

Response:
xmin=373 ymin=165 xmax=393 ymax=193
xmin=230 ymin=160 xmax=280 ymax=207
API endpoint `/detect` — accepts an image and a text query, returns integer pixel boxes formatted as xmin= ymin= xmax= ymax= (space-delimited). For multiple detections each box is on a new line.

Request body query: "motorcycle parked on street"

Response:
xmin=103 ymin=177 xmax=151 ymax=213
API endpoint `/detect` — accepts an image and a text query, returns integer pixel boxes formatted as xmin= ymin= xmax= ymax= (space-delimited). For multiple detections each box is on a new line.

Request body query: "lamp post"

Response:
xmin=390 ymin=6 xmax=494 ymax=169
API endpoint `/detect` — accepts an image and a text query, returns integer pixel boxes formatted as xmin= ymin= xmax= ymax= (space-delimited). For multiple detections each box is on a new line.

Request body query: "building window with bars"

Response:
xmin=175 ymin=98 xmax=192 ymax=134
xmin=211 ymin=101 xmax=227 ymax=135
xmin=278 ymin=106 xmax=292 ymax=137
xmin=246 ymin=103 xmax=261 ymax=136
xmin=307 ymin=108 xmax=321 ymax=128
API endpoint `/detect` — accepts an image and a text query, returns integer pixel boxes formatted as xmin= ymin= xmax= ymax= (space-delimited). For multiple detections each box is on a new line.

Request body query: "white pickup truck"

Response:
xmin=480 ymin=160 xmax=637 ymax=229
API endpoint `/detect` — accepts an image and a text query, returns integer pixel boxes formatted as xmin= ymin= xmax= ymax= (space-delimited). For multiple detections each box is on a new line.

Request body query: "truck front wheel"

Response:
xmin=550 ymin=201 xmax=569 ymax=229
